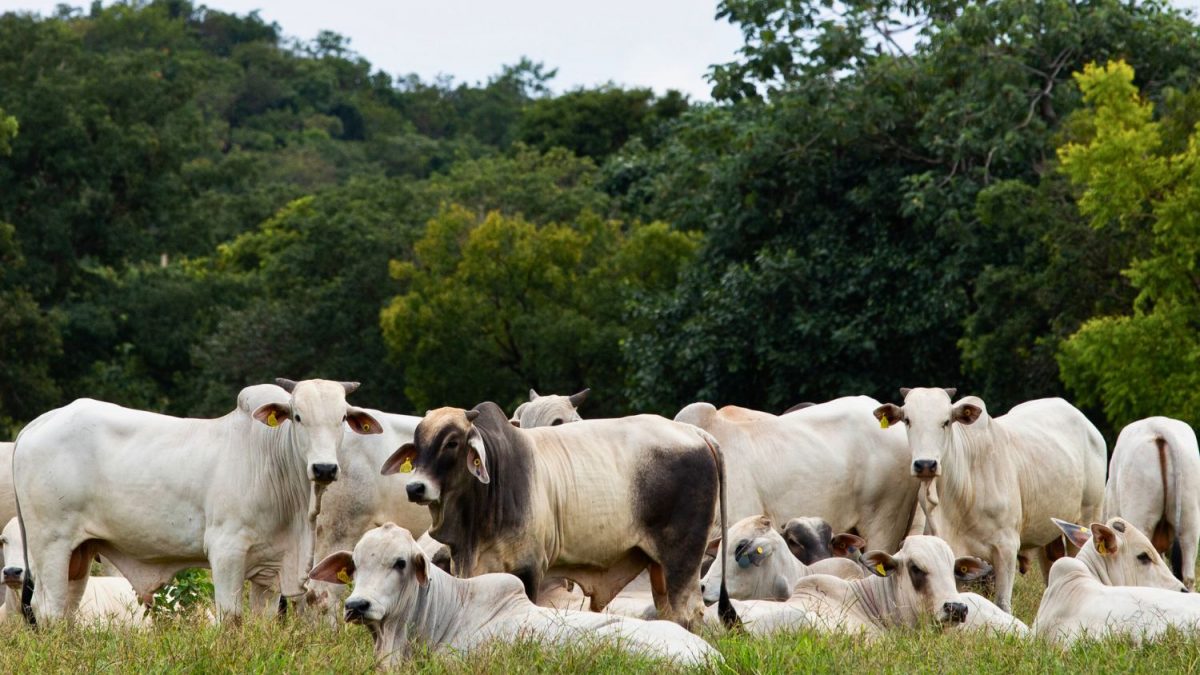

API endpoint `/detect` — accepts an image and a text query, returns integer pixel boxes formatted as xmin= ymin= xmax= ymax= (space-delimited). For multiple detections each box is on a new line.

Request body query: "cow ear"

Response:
xmin=873 ymin=404 xmax=904 ymax=427
xmin=310 ymin=551 xmax=355 ymax=585
xmin=1091 ymin=522 xmax=1119 ymax=556
xmin=510 ymin=419 xmax=521 ymax=428
xmin=831 ymin=533 xmax=867 ymax=560
xmin=863 ymin=551 xmax=898 ymax=577
xmin=568 ymin=388 xmax=590 ymax=408
xmin=382 ymin=443 xmax=417 ymax=475
xmin=1052 ymin=518 xmax=1091 ymax=549
xmin=466 ymin=428 xmax=490 ymax=484
xmin=252 ymin=402 xmax=291 ymax=428
xmin=412 ymin=553 xmax=429 ymax=587
xmin=953 ymin=402 xmax=983 ymax=425
xmin=705 ymin=538 xmax=721 ymax=558
xmin=345 ymin=407 xmax=383 ymax=435
xmin=954 ymin=556 xmax=992 ymax=582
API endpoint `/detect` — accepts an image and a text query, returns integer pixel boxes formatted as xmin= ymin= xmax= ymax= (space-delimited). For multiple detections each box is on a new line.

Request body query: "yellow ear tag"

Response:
xmin=875 ymin=563 xmax=887 ymax=576
xmin=336 ymin=569 xmax=352 ymax=584
xmin=363 ymin=422 xmax=371 ymax=432
xmin=960 ymin=565 xmax=968 ymax=574
xmin=1097 ymin=541 xmax=1106 ymax=555
xmin=880 ymin=417 xmax=889 ymax=429
xmin=399 ymin=458 xmax=413 ymax=474
xmin=756 ymin=546 xmax=764 ymax=555
xmin=474 ymin=458 xmax=481 ymax=467
xmin=267 ymin=411 xmax=279 ymax=427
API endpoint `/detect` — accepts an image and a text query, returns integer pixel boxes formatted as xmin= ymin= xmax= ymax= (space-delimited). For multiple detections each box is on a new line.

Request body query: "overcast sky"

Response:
xmin=0 ymin=0 xmax=746 ymax=100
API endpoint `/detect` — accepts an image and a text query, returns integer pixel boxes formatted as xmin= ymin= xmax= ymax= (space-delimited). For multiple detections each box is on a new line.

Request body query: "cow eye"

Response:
xmin=445 ymin=440 xmax=459 ymax=451
xmin=902 ymin=419 xmax=910 ymax=426
xmin=551 ymin=419 xmax=564 ymax=426
xmin=1138 ymin=552 xmax=1152 ymax=564
xmin=941 ymin=420 xmax=949 ymax=428
xmin=393 ymin=558 xmax=407 ymax=571
xmin=294 ymin=414 xmax=302 ymax=424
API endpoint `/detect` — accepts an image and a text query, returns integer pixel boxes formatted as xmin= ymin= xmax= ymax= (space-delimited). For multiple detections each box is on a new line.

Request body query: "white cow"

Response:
xmin=509 ymin=388 xmax=589 ymax=428
xmin=13 ymin=379 xmax=382 ymax=623
xmin=700 ymin=515 xmax=864 ymax=603
xmin=1034 ymin=518 xmax=1193 ymax=645
xmin=1104 ymin=416 xmax=1200 ymax=589
xmin=0 ymin=441 xmax=11 ymax=613
xmin=306 ymin=409 xmax=431 ymax=619
xmin=874 ymin=388 xmax=1106 ymax=612
xmin=723 ymin=536 xmax=990 ymax=637
xmin=675 ymin=397 xmax=919 ymax=554
xmin=309 ymin=524 xmax=719 ymax=667
xmin=1 ymin=518 xmax=147 ymax=626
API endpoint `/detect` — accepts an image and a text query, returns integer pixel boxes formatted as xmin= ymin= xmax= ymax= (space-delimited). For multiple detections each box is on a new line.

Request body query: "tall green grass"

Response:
xmin=2 ymin=571 xmax=1197 ymax=673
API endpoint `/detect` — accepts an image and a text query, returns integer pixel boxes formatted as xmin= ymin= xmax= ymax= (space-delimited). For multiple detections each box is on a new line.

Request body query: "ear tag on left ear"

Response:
xmin=363 ymin=422 xmax=371 ymax=432
xmin=875 ymin=563 xmax=887 ymax=576
xmin=400 ymin=458 xmax=413 ymax=473
xmin=756 ymin=546 xmax=764 ymax=555
xmin=1097 ymin=541 xmax=1106 ymax=554
xmin=880 ymin=417 xmax=889 ymax=429
xmin=960 ymin=565 xmax=968 ymax=574
xmin=474 ymin=457 xmax=482 ymax=477
xmin=336 ymin=569 xmax=352 ymax=584
xmin=267 ymin=411 xmax=279 ymax=427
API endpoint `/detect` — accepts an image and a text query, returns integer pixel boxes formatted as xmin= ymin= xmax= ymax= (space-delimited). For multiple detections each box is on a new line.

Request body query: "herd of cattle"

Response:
xmin=2 ymin=380 xmax=1200 ymax=666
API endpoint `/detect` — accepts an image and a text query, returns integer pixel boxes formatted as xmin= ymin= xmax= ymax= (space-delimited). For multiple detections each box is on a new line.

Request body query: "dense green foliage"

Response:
xmin=2 ymin=0 xmax=1199 ymax=437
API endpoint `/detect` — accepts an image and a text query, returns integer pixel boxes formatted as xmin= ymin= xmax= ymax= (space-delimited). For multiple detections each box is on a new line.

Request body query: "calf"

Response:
xmin=310 ymin=525 xmax=719 ymax=667
xmin=13 ymin=379 xmax=381 ymax=623
xmin=384 ymin=403 xmax=733 ymax=628
xmin=700 ymin=515 xmax=864 ymax=603
xmin=874 ymin=388 xmax=1106 ymax=612
xmin=1035 ymin=518 xmax=1194 ymax=645
xmin=1104 ymin=416 xmax=1200 ymax=589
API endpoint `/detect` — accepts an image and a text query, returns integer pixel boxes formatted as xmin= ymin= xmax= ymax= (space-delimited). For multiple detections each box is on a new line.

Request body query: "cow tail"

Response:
xmin=698 ymin=429 xmax=738 ymax=628
xmin=1157 ymin=435 xmax=1185 ymax=581
xmin=11 ymin=427 xmax=36 ymax=627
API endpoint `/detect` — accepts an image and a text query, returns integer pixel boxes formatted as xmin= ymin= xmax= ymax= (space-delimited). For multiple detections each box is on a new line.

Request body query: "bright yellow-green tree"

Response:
xmin=1058 ymin=60 xmax=1200 ymax=427
xmin=380 ymin=205 xmax=699 ymax=414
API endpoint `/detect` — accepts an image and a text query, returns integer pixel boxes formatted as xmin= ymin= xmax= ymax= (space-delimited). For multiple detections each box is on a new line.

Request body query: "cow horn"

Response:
xmin=275 ymin=378 xmax=298 ymax=393
xmin=568 ymin=388 xmax=590 ymax=408
xmin=529 ymin=389 xmax=539 ymax=401
xmin=943 ymin=387 xmax=957 ymax=399
xmin=339 ymin=381 xmax=361 ymax=395
xmin=899 ymin=387 xmax=911 ymax=398
xmin=465 ymin=409 xmax=480 ymax=422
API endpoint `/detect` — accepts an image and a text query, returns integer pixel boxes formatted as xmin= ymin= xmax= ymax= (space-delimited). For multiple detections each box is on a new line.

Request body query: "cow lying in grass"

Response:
xmin=310 ymin=524 xmax=719 ymax=667
xmin=1034 ymin=517 xmax=1192 ymax=645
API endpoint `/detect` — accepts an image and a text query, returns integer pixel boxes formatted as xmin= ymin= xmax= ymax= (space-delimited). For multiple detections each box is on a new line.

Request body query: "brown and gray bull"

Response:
xmin=382 ymin=402 xmax=735 ymax=628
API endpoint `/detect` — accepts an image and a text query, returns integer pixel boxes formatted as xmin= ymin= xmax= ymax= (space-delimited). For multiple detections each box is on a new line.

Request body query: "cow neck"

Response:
xmin=848 ymin=574 xmax=898 ymax=630
xmin=1074 ymin=546 xmax=1118 ymax=586
xmin=933 ymin=418 xmax=1004 ymax=523
xmin=230 ymin=408 xmax=310 ymax=532
xmin=434 ymin=404 xmax=534 ymax=575
xmin=396 ymin=567 xmax=529 ymax=652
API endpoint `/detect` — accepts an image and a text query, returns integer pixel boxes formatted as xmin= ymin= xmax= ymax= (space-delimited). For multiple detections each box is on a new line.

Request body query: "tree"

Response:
xmin=1057 ymin=60 xmax=1200 ymax=428
xmin=380 ymin=206 xmax=698 ymax=415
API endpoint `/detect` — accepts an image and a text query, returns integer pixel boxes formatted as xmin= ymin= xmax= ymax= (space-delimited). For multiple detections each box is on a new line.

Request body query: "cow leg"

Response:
xmin=992 ymin=537 xmax=1019 ymax=614
xmin=28 ymin=540 xmax=74 ymax=624
xmin=209 ymin=547 xmax=248 ymax=622
xmin=515 ymin=566 xmax=544 ymax=604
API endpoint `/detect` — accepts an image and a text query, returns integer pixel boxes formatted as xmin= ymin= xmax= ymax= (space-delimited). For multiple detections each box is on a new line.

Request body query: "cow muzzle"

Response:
xmin=310 ymin=463 xmax=339 ymax=483
xmin=405 ymin=478 xmax=439 ymax=505
xmin=2 ymin=566 xmax=23 ymax=589
xmin=343 ymin=597 xmax=371 ymax=624
xmin=941 ymin=601 xmax=968 ymax=624
xmin=911 ymin=459 xmax=939 ymax=478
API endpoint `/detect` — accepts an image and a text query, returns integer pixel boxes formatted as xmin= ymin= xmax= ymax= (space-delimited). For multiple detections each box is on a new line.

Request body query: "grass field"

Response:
xmin=3 ymin=570 xmax=1199 ymax=673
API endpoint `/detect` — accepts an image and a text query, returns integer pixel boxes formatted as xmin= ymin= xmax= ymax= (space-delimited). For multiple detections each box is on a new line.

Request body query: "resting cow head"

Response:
xmin=874 ymin=387 xmax=985 ymax=480
xmin=863 ymin=535 xmax=991 ymax=627
xmin=1 ymin=518 xmax=24 ymax=591
xmin=1053 ymin=517 xmax=1186 ymax=591
xmin=250 ymin=378 xmax=382 ymax=485
xmin=510 ymin=388 xmax=589 ymax=429
xmin=702 ymin=515 xmax=794 ymax=602
xmin=310 ymin=524 xmax=430 ymax=658
xmin=382 ymin=407 xmax=488 ymax=505
xmin=783 ymin=517 xmax=865 ymax=565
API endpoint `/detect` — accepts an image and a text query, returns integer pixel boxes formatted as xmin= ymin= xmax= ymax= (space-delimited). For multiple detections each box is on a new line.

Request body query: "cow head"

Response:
xmin=381 ymin=407 xmax=488 ymax=505
xmin=510 ymin=388 xmax=589 ymax=429
xmin=781 ymin=517 xmax=865 ymax=565
xmin=862 ymin=535 xmax=990 ymax=627
xmin=310 ymin=524 xmax=430 ymax=658
xmin=251 ymin=379 xmax=382 ymax=485
xmin=874 ymin=387 xmax=985 ymax=480
xmin=1 ymin=517 xmax=25 ymax=591
xmin=701 ymin=515 xmax=797 ymax=603
xmin=1052 ymin=517 xmax=1186 ymax=591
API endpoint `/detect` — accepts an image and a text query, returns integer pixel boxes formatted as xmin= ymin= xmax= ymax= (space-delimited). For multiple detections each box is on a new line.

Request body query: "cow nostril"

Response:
xmin=311 ymin=463 xmax=338 ymax=482
xmin=943 ymin=601 xmax=968 ymax=623
xmin=2 ymin=567 xmax=22 ymax=577
xmin=913 ymin=459 xmax=938 ymax=476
